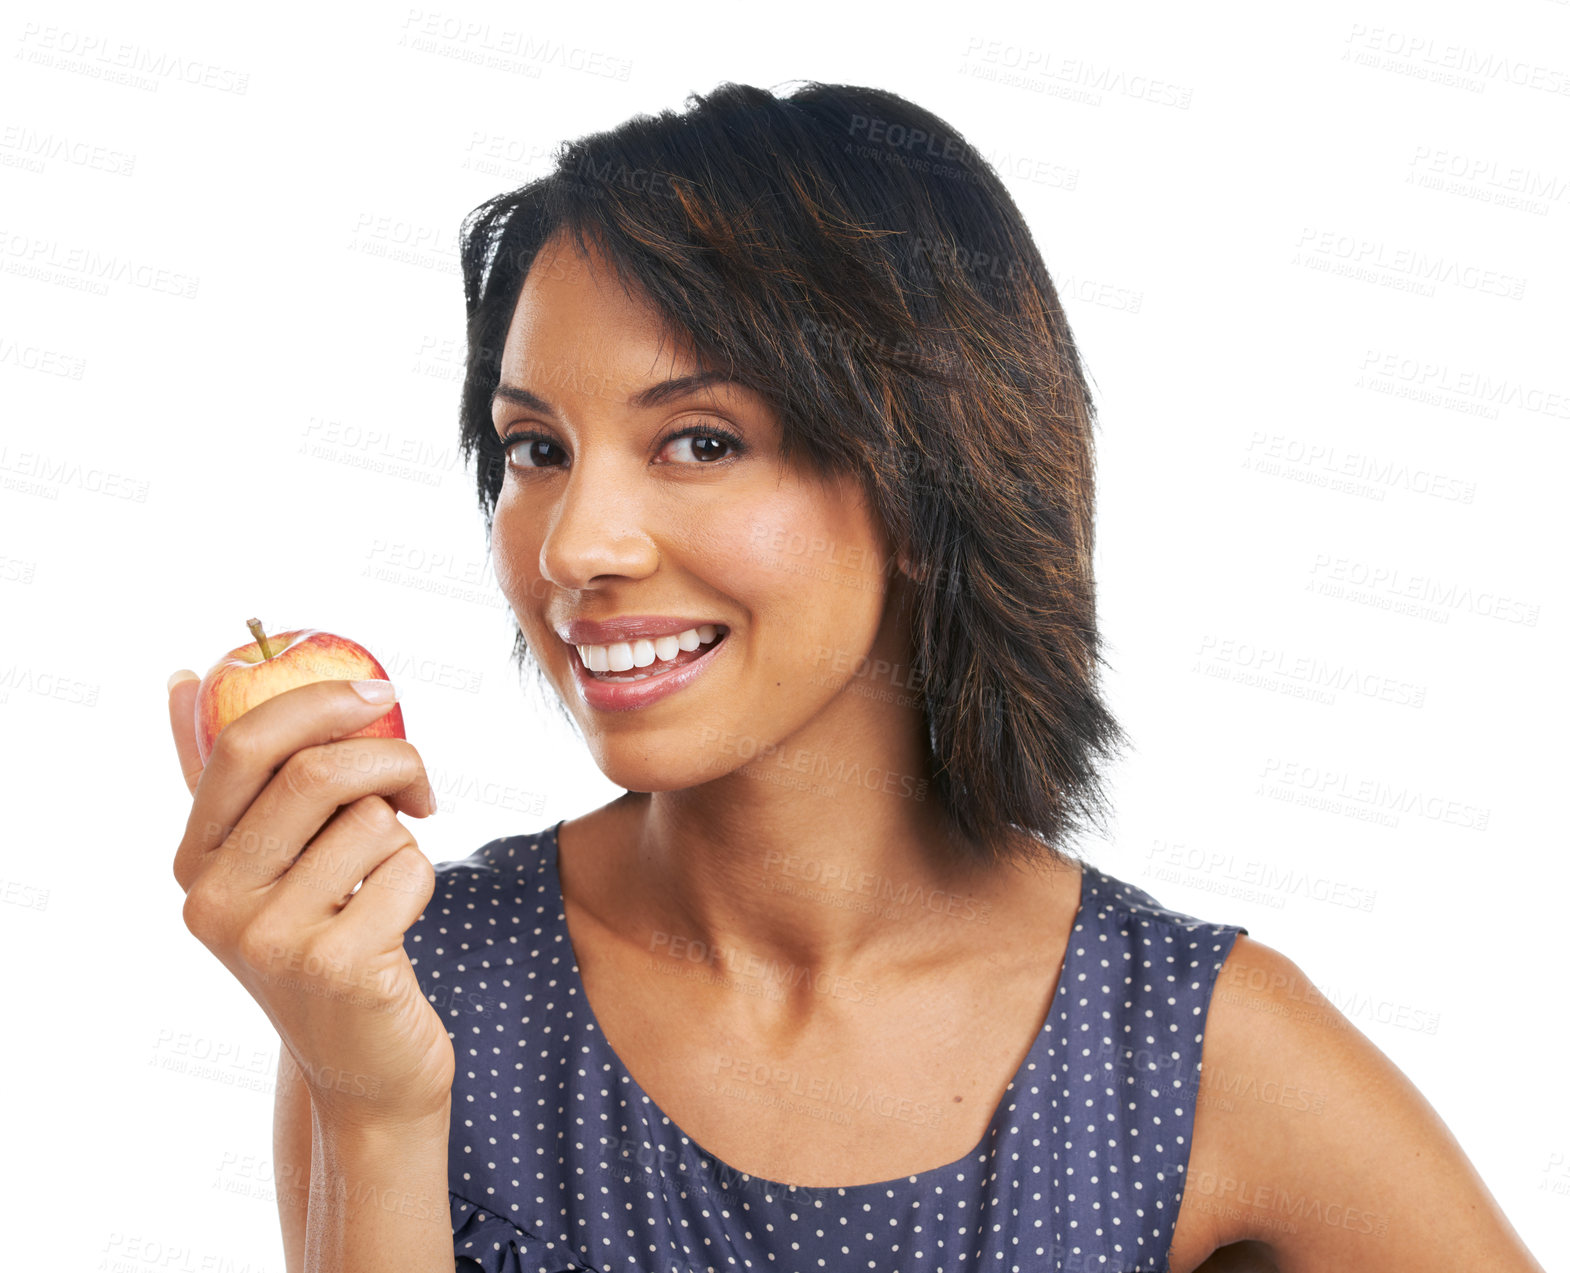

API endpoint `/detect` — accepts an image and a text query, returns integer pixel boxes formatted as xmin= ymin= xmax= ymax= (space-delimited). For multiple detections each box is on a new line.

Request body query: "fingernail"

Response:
xmin=167 ymin=669 xmax=199 ymax=694
xmin=350 ymin=679 xmax=397 ymax=704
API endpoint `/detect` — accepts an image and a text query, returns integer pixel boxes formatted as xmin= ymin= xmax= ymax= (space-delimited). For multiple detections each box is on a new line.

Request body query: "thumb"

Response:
xmin=167 ymin=670 xmax=203 ymax=797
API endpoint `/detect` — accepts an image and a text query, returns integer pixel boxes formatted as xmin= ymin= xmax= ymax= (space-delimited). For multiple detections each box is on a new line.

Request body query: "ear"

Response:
xmin=896 ymin=549 xmax=928 ymax=584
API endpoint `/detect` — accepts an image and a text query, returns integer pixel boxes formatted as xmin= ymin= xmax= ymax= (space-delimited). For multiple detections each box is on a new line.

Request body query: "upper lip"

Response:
xmin=554 ymin=615 xmax=730 ymax=646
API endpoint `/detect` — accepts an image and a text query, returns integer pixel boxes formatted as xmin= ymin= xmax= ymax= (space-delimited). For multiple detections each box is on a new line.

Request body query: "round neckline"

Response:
xmin=538 ymin=816 xmax=1094 ymax=1197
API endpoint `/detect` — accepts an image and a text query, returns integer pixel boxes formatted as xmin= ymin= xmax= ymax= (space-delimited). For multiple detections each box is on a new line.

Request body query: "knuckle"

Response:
xmin=364 ymin=842 xmax=432 ymax=901
xmin=280 ymin=747 xmax=344 ymax=801
xmin=297 ymin=935 xmax=357 ymax=982
xmin=392 ymin=843 xmax=434 ymax=888
xmin=354 ymin=738 xmax=419 ymax=783
xmin=406 ymin=849 xmax=436 ymax=903
xmin=236 ymin=920 xmax=289 ymax=973
xmin=343 ymin=793 xmax=400 ymax=839
xmin=212 ymin=722 xmax=262 ymax=770
xmin=180 ymin=884 xmax=221 ymax=940
xmin=365 ymin=740 xmax=419 ymax=785
xmin=314 ymin=935 xmax=356 ymax=969
xmin=392 ymin=738 xmax=427 ymax=775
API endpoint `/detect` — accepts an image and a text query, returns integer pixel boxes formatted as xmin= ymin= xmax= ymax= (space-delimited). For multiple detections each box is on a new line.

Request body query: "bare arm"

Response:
xmin=275 ymin=1047 xmax=313 ymax=1273
xmin=305 ymin=1103 xmax=453 ymax=1273
xmin=275 ymin=1044 xmax=453 ymax=1273
xmin=1196 ymin=935 xmax=1546 ymax=1272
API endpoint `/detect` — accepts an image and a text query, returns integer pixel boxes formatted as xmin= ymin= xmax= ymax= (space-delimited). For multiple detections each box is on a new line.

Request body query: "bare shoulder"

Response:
xmin=1171 ymin=934 xmax=1545 ymax=1272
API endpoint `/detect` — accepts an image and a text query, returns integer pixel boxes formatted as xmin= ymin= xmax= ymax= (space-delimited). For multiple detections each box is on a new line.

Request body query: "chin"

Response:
xmin=586 ymin=748 xmax=733 ymax=795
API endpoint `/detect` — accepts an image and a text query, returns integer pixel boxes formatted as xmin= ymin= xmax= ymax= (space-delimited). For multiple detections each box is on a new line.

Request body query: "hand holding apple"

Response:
xmin=167 ymin=621 xmax=450 ymax=1131
xmin=194 ymin=618 xmax=406 ymax=764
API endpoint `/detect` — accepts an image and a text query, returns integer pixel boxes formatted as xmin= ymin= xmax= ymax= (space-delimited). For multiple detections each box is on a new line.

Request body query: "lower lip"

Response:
xmin=568 ymin=632 xmax=730 ymax=712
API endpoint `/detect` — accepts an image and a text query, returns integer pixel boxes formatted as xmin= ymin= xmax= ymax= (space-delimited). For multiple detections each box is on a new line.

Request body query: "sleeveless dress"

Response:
xmin=405 ymin=819 xmax=1248 ymax=1273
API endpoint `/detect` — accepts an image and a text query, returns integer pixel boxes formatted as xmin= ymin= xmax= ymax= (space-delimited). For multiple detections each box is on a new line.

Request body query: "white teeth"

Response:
xmin=574 ymin=625 xmax=723 ymax=675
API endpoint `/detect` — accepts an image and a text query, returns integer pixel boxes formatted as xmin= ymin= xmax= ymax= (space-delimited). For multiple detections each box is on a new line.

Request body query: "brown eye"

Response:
xmin=499 ymin=432 xmax=565 ymax=469
xmin=657 ymin=424 xmax=747 ymax=465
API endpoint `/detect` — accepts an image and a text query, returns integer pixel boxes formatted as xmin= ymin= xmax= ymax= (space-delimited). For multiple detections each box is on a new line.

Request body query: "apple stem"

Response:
xmin=246 ymin=617 xmax=275 ymax=661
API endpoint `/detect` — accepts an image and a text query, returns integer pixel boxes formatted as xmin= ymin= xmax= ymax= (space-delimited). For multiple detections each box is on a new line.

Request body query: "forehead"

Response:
xmin=498 ymin=229 xmax=700 ymax=389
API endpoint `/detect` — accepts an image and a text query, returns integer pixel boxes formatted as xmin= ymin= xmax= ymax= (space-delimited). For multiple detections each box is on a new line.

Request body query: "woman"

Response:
xmin=167 ymin=82 xmax=1546 ymax=1272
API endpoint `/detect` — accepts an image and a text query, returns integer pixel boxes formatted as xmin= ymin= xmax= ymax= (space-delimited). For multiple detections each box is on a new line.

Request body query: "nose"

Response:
xmin=537 ymin=455 xmax=660 ymax=589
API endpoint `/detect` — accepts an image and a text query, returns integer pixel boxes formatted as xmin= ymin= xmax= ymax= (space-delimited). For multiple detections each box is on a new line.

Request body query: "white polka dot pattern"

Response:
xmin=408 ymin=821 xmax=1248 ymax=1272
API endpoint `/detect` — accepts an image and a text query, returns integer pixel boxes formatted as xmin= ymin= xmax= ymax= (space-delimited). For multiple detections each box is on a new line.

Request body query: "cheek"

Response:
xmin=721 ymin=487 xmax=890 ymax=667
xmin=491 ymin=493 xmax=545 ymax=615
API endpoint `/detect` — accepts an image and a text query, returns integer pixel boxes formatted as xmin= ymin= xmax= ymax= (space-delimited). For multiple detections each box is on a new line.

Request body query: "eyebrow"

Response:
xmin=490 ymin=370 xmax=741 ymax=417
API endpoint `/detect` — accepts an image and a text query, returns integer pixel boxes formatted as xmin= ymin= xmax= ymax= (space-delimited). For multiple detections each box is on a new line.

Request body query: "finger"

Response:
xmin=244 ymin=803 xmax=429 ymax=1012
xmin=269 ymin=795 xmax=415 ymax=924
xmin=335 ymin=839 xmax=436 ymax=955
xmin=167 ymin=670 xmax=204 ymax=797
xmin=173 ymin=679 xmax=426 ymax=892
xmin=200 ymin=737 xmax=433 ymax=896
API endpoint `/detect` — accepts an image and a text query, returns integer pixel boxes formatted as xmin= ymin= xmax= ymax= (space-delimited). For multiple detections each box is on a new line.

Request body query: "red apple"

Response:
xmin=194 ymin=618 xmax=406 ymax=764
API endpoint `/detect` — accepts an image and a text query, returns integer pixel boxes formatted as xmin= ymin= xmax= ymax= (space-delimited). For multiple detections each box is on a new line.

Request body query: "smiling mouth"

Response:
xmin=573 ymin=625 xmax=728 ymax=682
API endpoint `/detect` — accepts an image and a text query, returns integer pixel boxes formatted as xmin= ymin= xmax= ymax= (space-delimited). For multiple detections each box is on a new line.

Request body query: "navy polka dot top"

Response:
xmin=405 ymin=820 xmax=1248 ymax=1273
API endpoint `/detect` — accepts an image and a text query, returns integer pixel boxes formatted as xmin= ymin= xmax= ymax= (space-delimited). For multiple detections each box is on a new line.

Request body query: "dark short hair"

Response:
xmin=456 ymin=80 xmax=1125 ymax=868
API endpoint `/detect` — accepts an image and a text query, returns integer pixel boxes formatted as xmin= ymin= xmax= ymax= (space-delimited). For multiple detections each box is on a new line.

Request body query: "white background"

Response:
xmin=1 ymin=0 xmax=1564 ymax=1267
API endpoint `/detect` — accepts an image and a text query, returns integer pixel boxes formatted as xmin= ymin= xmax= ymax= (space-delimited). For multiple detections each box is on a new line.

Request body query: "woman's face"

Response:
xmin=489 ymin=229 xmax=912 ymax=794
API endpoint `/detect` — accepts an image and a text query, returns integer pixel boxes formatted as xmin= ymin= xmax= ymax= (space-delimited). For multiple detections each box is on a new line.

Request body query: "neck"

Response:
xmin=608 ymin=760 xmax=1021 ymax=991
